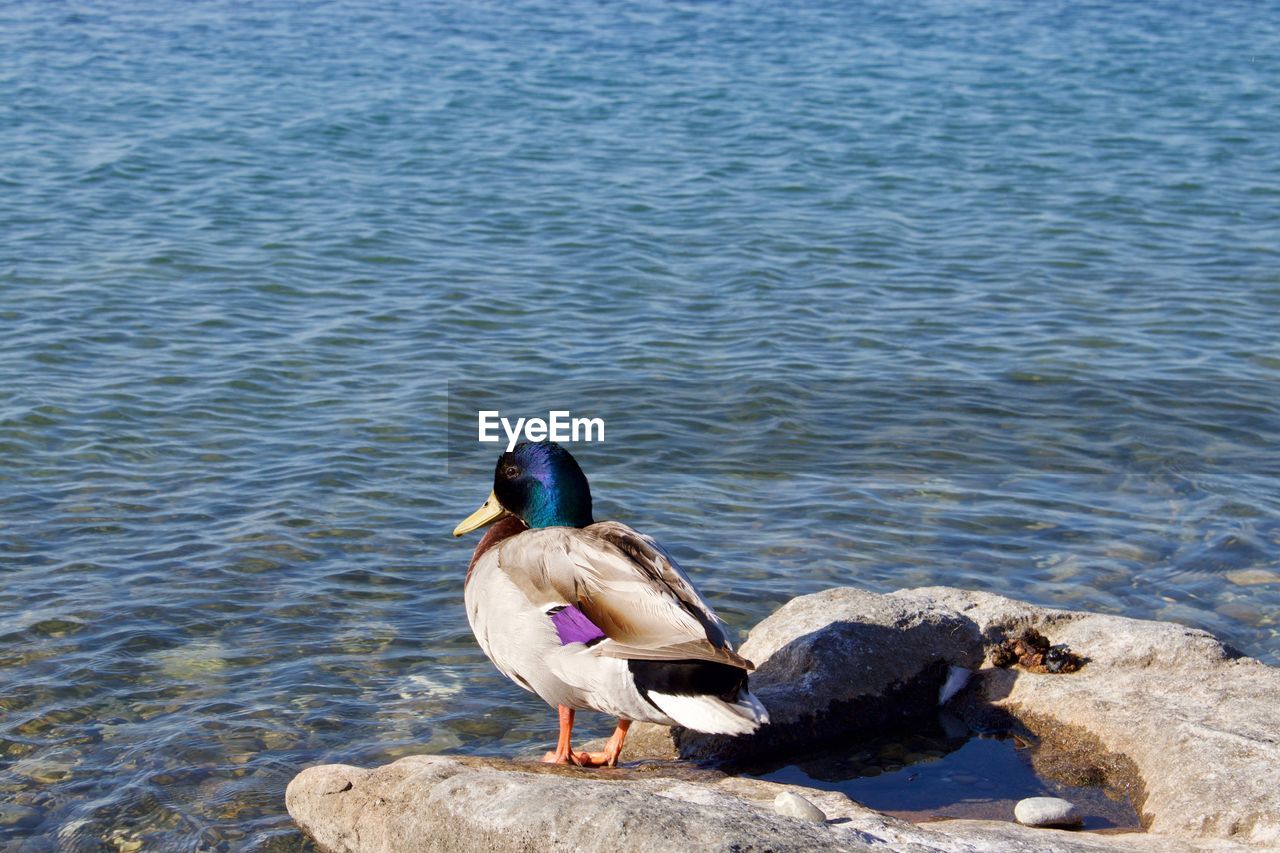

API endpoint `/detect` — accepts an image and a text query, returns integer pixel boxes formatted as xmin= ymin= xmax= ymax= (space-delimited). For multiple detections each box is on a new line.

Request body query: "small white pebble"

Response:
xmin=1014 ymin=796 xmax=1082 ymax=827
xmin=774 ymin=791 xmax=826 ymax=823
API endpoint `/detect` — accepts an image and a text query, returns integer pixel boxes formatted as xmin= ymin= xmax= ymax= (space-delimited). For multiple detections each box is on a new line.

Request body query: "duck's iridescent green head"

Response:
xmin=494 ymin=441 xmax=594 ymax=529
xmin=452 ymin=441 xmax=594 ymax=536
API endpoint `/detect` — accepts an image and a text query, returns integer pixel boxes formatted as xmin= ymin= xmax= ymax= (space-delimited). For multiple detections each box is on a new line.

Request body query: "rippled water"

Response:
xmin=3 ymin=0 xmax=1279 ymax=848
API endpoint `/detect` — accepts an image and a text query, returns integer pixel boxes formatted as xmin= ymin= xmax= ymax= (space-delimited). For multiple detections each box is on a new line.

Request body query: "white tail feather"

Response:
xmin=648 ymin=690 xmax=769 ymax=736
xmin=938 ymin=665 xmax=971 ymax=705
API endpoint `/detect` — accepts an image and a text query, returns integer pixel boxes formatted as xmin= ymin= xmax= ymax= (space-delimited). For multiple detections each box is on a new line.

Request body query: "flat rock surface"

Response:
xmin=288 ymin=586 xmax=1280 ymax=851
xmin=286 ymin=755 xmax=1195 ymax=853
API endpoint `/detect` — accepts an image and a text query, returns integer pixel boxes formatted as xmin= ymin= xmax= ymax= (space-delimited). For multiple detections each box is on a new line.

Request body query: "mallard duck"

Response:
xmin=453 ymin=441 xmax=768 ymax=766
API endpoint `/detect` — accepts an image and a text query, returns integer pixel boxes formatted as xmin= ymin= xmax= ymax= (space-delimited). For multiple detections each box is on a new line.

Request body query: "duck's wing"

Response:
xmin=496 ymin=523 xmax=753 ymax=671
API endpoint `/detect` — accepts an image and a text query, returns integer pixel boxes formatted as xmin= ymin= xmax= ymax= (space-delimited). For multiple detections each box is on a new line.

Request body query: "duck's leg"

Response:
xmin=540 ymin=705 xmax=584 ymax=765
xmin=578 ymin=718 xmax=631 ymax=768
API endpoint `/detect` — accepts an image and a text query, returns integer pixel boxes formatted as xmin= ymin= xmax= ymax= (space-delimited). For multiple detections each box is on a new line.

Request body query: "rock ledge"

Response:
xmin=287 ymin=586 xmax=1280 ymax=851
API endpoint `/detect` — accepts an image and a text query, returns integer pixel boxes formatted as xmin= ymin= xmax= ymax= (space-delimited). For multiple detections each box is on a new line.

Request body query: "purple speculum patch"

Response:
xmin=549 ymin=605 xmax=606 ymax=646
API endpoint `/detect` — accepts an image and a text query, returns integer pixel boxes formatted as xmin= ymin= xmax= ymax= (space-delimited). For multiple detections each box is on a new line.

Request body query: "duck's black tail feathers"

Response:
xmin=628 ymin=659 xmax=769 ymax=736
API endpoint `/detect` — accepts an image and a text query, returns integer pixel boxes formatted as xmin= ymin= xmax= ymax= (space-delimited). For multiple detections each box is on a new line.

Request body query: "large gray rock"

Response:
xmin=900 ymin=587 xmax=1280 ymax=847
xmin=648 ymin=587 xmax=985 ymax=765
xmin=287 ymin=757 xmax=843 ymax=853
xmin=286 ymin=755 xmax=1197 ymax=853
xmin=288 ymin=586 xmax=1280 ymax=851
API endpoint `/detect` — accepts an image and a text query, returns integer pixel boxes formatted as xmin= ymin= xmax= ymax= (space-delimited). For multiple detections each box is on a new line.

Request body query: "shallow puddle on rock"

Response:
xmin=745 ymin=714 xmax=1142 ymax=831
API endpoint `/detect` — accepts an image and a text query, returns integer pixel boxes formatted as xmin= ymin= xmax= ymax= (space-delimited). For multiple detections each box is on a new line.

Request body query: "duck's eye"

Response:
xmin=503 ymin=465 xmax=520 ymax=479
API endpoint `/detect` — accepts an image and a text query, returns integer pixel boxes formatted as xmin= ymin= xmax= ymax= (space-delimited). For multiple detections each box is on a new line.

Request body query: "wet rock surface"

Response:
xmin=0 ymin=803 xmax=43 ymax=832
xmin=288 ymin=586 xmax=1280 ymax=851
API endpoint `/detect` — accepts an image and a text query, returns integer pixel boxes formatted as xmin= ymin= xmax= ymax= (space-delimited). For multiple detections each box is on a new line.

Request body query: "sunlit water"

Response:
xmin=3 ymin=1 xmax=1279 ymax=848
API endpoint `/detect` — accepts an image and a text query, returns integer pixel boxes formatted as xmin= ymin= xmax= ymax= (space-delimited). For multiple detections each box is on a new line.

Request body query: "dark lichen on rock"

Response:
xmin=990 ymin=626 xmax=1084 ymax=674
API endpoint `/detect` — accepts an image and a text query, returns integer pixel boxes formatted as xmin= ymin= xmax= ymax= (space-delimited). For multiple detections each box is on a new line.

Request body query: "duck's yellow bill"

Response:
xmin=453 ymin=490 xmax=507 ymax=537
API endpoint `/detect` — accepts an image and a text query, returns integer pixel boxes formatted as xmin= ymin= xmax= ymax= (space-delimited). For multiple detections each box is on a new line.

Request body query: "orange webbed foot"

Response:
xmin=540 ymin=747 xmax=586 ymax=766
xmin=540 ymin=710 xmax=629 ymax=768
xmin=574 ymin=750 xmax=620 ymax=768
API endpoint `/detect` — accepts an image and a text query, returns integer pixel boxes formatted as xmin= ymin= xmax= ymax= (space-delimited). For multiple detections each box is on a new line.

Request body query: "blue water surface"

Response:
xmin=2 ymin=1 xmax=1278 ymax=848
